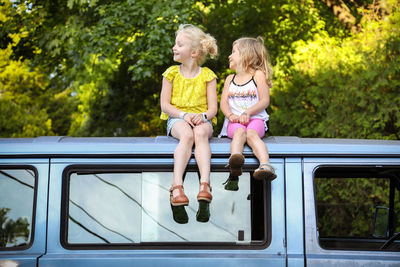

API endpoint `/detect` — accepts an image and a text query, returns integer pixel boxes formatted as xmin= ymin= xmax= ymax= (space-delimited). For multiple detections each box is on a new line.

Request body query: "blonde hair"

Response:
xmin=176 ymin=24 xmax=218 ymax=65
xmin=233 ymin=36 xmax=273 ymax=87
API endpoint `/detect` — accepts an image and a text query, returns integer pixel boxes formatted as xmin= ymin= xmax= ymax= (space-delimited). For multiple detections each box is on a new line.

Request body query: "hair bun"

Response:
xmin=200 ymin=34 xmax=218 ymax=59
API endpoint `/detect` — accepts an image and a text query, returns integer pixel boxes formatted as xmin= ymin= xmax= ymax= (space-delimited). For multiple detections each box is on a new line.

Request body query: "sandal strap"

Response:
xmin=259 ymin=163 xmax=275 ymax=171
xmin=199 ymin=182 xmax=212 ymax=192
xmin=170 ymin=184 xmax=184 ymax=193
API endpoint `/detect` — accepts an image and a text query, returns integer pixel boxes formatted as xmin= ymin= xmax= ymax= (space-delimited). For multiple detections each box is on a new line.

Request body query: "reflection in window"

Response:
xmin=0 ymin=169 xmax=35 ymax=249
xmin=314 ymin=167 xmax=400 ymax=251
xmin=67 ymin=171 xmax=252 ymax=245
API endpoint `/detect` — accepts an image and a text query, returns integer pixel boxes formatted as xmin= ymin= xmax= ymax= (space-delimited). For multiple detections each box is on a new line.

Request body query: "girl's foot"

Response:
xmin=169 ymin=185 xmax=189 ymax=206
xmin=253 ymin=163 xmax=277 ymax=182
xmin=197 ymin=182 xmax=212 ymax=202
xmin=228 ymin=153 xmax=245 ymax=176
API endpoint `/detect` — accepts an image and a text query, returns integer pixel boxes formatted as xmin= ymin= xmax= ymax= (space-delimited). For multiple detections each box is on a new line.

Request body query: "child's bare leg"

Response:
xmin=170 ymin=121 xmax=194 ymax=197
xmin=193 ymin=123 xmax=213 ymax=194
xmin=246 ymin=129 xmax=269 ymax=164
xmin=247 ymin=129 xmax=276 ymax=181
xmin=228 ymin=128 xmax=246 ymax=176
xmin=230 ymin=127 xmax=246 ymax=154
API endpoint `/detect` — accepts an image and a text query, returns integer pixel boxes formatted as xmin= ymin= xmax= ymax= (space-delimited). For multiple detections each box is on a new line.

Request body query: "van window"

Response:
xmin=62 ymin=166 xmax=268 ymax=248
xmin=0 ymin=168 xmax=36 ymax=249
xmin=314 ymin=166 xmax=400 ymax=251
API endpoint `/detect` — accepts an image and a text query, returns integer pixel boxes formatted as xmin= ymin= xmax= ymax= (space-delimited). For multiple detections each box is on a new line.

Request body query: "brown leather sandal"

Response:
xmin=228 ymin=153 xmax=245 ymax=176
xmin=253 ymin=163 xmax=277 ymax=182
xmin=197 ymin=182 xmax=212 ymax=202
xmin=170 ymin=185 xmax=189 ymax=206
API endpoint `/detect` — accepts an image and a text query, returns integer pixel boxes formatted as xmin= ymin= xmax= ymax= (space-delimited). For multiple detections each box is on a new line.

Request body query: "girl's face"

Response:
xmin=229 ymin=44 xmax=241 ymax=71
xmin=173 ymin=33 xmax=194 ymax=63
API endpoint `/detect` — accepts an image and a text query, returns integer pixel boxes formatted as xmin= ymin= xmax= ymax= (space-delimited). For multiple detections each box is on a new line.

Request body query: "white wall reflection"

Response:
xmin=68 ymin=171 xmax=251 ymax=244
xmin=69 ymin=173 xmax=141 ymax=244
xmin=142 ymin=172 xmax=251 ymax=243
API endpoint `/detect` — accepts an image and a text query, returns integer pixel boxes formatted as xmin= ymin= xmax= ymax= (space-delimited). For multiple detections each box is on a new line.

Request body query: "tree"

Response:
xmin=270 ymin=0 xmax=400 ymax=139
xmin=0 ymin=0 xmax=75 ymax=137
xmin=2 ymin=0 xmax=398 ymax=139
xmin=0 ymin=42 xmax=52 ymax=137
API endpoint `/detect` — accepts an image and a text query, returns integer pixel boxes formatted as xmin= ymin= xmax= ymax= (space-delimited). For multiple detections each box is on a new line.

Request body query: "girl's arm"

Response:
xmin=205 ymin=78 xmax=218 ymax=120
xmin=191 ymin=78 xmax=218 ymax=126
xmin=245 ymin=70 xmax=270 ymax=116
xmin=220 ymin=75 xmax=238 ymax=122
xmin=160 ymin=77 xmax=182 ymax=117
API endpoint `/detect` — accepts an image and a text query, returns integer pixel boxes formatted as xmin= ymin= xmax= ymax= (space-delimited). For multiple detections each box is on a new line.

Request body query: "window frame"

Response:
xmin=0 ymin=165 xmax=38 ymax=251
xmin=60 ymin=163 xmax=271 ymax=250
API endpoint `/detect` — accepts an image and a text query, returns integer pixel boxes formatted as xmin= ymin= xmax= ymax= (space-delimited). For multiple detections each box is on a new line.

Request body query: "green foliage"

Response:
xmin=0 ymin=44 xmax=52 ymax=137
xmin=0 ymin=0 xmax=76 ymax=137
xmin=271 ymin=1 xmax=400 ymax=139
xmin=1 ymin=0 xmax=398 ymax=139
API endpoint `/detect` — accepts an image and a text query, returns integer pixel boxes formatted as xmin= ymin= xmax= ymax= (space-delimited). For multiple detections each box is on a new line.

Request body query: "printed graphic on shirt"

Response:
xmin=228 ymin=87 xmax=258 ymax=110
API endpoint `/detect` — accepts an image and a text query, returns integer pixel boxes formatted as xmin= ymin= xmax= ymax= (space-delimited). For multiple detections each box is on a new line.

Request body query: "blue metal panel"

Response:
xmin=1 ymin=136 xmax=400 ymax=157
xmin=0 ymin=158 xmax=48 ymax=267
xmin=39 ymin=157 xmax=287 ymax=267
xmin=38 ymin=253 xmax=286 ymax=267
xmin=285 ymin=158 xmax=304 ymax=267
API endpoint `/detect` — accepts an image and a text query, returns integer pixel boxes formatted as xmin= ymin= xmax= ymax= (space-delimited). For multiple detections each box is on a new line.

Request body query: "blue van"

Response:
xmin=1 ymin=136 xmax=400 ymax=266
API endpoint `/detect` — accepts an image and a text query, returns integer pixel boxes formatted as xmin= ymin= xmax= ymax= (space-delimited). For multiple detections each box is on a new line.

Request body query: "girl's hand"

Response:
xmin=190 ymin=113 xmax=204 ymax=126
xmin=183 ymin=113 xmax=195 ymax=127
xmin=239 ymin=112 xmax=250 ymax=125
xmin=228 ymin=113 xmax=239 ymax=123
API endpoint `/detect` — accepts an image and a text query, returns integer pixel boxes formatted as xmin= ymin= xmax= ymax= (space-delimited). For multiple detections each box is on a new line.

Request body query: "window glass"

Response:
xmin=0 ymin=168 xmax=36 ymax=249
xmin=67 ymin=170 xmax=255 ymax=246
xmin=314 ymin=167 xmax=400 ymax=251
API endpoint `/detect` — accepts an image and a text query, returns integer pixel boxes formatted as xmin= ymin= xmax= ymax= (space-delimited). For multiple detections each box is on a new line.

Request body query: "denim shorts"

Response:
xmin=167 ymin=117 xmax=213 ymax=136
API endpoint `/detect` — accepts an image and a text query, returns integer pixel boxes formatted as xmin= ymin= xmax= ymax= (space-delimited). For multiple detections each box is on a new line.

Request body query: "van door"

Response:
xmin=304 ymin=158 xmax=400 ymax=266
xmin=0 ymin=159 xmax=49 ymax=267
xmin=40 ymin=157 xmax=286 ymax=266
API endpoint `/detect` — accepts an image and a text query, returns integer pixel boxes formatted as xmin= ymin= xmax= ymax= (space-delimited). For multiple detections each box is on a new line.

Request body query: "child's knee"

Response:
xmin=194 ymin=126 xmax=210 ymax=140
xmin=233 ymin=127 xmax=246 ymax=138
xmin=180 ymin=131 xmax=194 ymax=144
xmin=246 ymin=129 xmax=260 ymax=142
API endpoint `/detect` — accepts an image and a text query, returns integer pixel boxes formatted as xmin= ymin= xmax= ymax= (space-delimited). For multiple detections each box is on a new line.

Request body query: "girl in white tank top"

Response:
xmin=219 ymin=37 xmax=277 ymax=185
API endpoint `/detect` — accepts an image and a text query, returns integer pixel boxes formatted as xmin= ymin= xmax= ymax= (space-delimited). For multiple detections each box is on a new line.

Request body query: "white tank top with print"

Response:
xmin=218 ymin=75 xmax=269 ymax=137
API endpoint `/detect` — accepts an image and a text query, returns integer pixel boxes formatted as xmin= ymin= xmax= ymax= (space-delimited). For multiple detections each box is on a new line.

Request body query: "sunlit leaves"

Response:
xmin=271 ymin=1 xmax=400 ymax=139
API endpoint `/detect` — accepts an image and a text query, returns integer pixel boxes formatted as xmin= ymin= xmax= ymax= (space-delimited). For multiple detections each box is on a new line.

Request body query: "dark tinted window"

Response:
xmin=0 ymin=168 xmax=36 ymax=249
xmin=314 ymin=166 xmax=400 ymax=251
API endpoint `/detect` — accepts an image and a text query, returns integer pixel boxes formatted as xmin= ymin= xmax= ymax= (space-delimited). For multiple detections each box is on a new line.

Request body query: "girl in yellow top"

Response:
xmin=160 ymin=24 xmax=218 ymax=223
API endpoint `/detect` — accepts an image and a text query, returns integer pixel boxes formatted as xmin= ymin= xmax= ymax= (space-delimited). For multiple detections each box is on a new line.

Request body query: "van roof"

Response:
xmin=0 ymin=136 xmax=399 ymax=157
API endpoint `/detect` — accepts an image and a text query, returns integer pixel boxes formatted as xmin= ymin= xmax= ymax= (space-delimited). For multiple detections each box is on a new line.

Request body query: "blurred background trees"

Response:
xmin=1 ymin=0 xmax=399 ymax=139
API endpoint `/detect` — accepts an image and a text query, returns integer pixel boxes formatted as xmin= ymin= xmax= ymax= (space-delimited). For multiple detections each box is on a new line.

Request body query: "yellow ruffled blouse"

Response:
xmin=160 ymin=65 xmax=217 ymax=125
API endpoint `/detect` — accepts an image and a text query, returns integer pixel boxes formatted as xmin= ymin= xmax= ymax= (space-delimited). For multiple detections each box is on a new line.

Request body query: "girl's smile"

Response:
xmin=229 ymin=44 xmax=240 ymax=70
xmin=173 ymin=33 xmax=193 ymax=63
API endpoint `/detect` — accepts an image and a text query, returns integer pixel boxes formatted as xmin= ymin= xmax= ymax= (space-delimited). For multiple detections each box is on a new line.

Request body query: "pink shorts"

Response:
xmin=227 ymin=119 xmax=265 ymax=138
